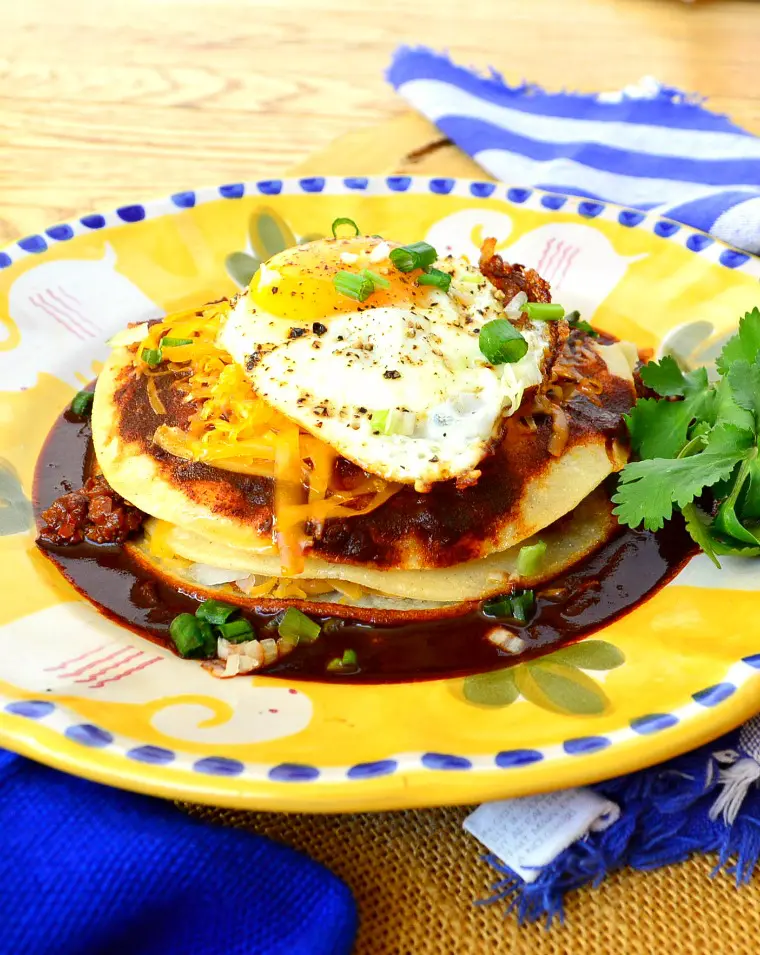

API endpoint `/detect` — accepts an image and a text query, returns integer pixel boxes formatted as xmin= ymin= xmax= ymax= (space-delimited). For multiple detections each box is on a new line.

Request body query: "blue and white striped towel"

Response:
xmin=388 ymin=48 xmax=760 ymax=254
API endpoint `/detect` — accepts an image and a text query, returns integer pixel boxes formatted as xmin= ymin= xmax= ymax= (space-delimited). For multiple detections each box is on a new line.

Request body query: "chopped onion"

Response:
xmin=152 ymin=424 xmax=195 ymax=460
xmin=146 ymin=376 xmax=166 ymax=415
xmin=369 ymin=241 xmax=391 ymax=264
xmin=486 ymin=627 xmax=527 ymax=654
xmin=223 ymin=654 xmax=241 ymax=677
xmin=547 ymin=404 xmax=569 ymax=457
xmin=106 ymin=322 xmax=150 ymax=347
xmin=186 ymin=563 xmax=242 ymax=586
xmin=260 ymin=638 xmax=278 ymax=666
xmin=504 ymin=291 xmax=528 ymax=319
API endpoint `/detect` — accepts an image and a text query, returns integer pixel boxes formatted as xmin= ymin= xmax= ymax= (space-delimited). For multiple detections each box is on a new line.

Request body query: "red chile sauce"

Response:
xmin=34 ymin=404 xmax=696 ymax=684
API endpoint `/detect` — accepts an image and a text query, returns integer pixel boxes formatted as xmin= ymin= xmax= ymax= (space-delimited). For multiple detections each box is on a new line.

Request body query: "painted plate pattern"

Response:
xmin=1 ymin=176 xmax=759 ymax=811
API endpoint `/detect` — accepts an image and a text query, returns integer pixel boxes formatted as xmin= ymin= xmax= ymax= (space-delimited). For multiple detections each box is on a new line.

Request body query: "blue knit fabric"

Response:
xmin=0 ymin=751 xmax=357 ymax=954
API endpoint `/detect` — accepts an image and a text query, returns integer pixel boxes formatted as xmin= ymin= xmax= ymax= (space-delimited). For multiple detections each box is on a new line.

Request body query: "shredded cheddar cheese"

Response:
xmin=132 ymin=302 xmax=400 ymax=570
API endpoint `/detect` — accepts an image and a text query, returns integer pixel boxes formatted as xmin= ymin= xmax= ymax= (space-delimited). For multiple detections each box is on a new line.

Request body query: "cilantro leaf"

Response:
xmin=727 ymin=358 xmax=760 ymax=429
xmin=714 ymin=453 xmax=760 ymax=546
xmin=612 ymin=450 xmax=743 ymax=531
xmin=683 ymin=502 xmax=760 ymax=561
xmin=564 ymin=310 xmax=599 ymax=338
xmin=740 ymin=457 xmax=760 ymax=521
xmin=705 ymin=421 xmax=756 ymax=455
xmin=681 ymin=502 xmax=722 ymax=568
xmin=639 ymin=356 xmax=689 ymax=397
xmin=716 ymin=307 xmax=760 ymax=374
xmin=711 ymin=375 xmax=755 ymax=432
xmin=625 ymin=367 xmax=713 ymax=460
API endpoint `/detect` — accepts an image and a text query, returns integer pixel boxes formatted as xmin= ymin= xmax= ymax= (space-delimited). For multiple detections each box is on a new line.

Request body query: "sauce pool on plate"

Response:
xmin=34 ymin=402 xmax=696 ymax=684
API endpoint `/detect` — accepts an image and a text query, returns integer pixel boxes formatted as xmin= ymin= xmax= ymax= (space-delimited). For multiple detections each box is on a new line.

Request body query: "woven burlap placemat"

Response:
xmin=182 ymin=803 xmax=754 ymax=954
xmin=179 ymin=126 xmax=757 ymax=954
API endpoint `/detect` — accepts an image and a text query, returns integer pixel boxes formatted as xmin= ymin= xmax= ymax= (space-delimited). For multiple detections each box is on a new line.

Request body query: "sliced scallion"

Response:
xmin=481 ymin=589 xmax=535 ymax=625
xmin=326 ymin=648 xmax=359 ymax=672
xmin=389 ymin=241 xmax=437 ymax=273
xmin=510 ymin=590 xmax=535 ymax=624
xmin=417 ymin=268 xmax=452 ymax=292
xmin=278 ymin=607 xmax=321 ymax=644
xmin=195 ymin=599 xmax=238 ymax=625
xmin=370 ymin=408 xmax=415 ymax=436
xmin=362 ymin=269 xmax=390 ymax=289
xmin=516 ymin=540 xmax=547 ymax=577
xmin=520 ymin=302 xmax=565 ymax=321
xmin=196 ymin=619 xmax=218 ymax=658
xmin=70 ymin=390 xmax=94 ymax=417
xmin=333 ymin=270 xmax=375 ymax=302
xmin=218 ymin=618 xmax=255 ymax=642
xmin=141 ymin=347 xmax=163 ymax=367
xmin=479 ymin=319 xmax=528 ymax=365
xmin=331 ymin=217 xmax=361 ymax=239
xmin=169 ymin=613 xmax=204 ymax=658
xmin=161 ymin=337 xmax=194 ymax=347
xmin=481 ymin=595 xmax=514 ymax=619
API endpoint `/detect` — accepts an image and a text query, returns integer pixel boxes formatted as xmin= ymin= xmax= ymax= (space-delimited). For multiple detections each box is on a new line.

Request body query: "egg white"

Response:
xmin=219 ymin=252 xmax=551 ymax=489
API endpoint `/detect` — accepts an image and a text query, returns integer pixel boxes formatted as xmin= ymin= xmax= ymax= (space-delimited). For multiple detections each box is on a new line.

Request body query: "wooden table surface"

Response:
xmin=1 ymin=0 xmax=759 ymax=244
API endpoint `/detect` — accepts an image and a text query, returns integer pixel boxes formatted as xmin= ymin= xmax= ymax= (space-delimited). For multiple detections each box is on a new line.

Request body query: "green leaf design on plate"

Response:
xmin=548 ymin=640 xmax=625 ymax=671
xmin=249 ymin=207 xmax=296 ymax=261
xmin=0 ymin=459 xmax=34 ymax=536
xmin=463 ymin=668 xmax=519 ymax=707
xmin=225 ymin=252 xmax=260 ymax=289
xmin=515 ymin=662 xmax=609 ymax=716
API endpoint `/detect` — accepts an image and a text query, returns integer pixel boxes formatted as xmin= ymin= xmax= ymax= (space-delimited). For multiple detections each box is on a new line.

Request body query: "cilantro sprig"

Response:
xmin=612 ymin=307 xmax=760 ymax=566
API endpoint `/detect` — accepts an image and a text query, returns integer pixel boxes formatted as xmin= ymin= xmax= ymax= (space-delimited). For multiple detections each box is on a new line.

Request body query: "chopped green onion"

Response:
xmin=333 ymin=270 xmax=375 ymax=302
xmin=161 ymin=337 xmax=194 ymax=347
xmin=361 ymin=269 xmax=390 ymax=289
xmin=417 ymin=268 xmax=452 ymax=292
xmin=169 ymin=613 xmax=204 ymax=658
xmin=196 ymin=619 xmax=218 ymax=658
xmin=479 ymin=319 xmax=529 ymax=365
xmin=520 ymin=302 xmax=565 ymax=321
xmin=331 ymin=217 xmax=360 ymax=239
xmin=321 ymin=618 xmax=345 ymax=634
xmin=481 ymin=589 xmax=536 ymax=625
xmin=70 ymin=390 xmax=94 ymax=417
xmin=517 ymin=540 xmax=547 ymax=577
xmin=389 ymin=241 xmax=437 ymax=273
xmin=564 ymin=310 xmax=599 ymax=337
xmin=278 ymin=607 xmax=321 ymax=644
xmin=218 ymin=618 xmax=255 ymax=643
xmin=141 ymin=347 xmax=163 ymax=367
xmin=481 ymin=595 xmax=514 ymax=619
xmin=511 ymin=590 xmax=535 ymax=624
xmin=370 ymin=410 xmax=389 ymax=433
xmin=326 ymin=648 xmax=359 ymax=672
xmin=370 ymin=408 xmax=415 ymax=436
xmin=195 ymin=599 xmax=238 ymax=625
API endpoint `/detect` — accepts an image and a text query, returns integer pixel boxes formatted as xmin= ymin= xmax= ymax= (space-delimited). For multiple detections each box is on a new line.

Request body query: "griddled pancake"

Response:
xmin=92 ymin=330 xmax=635 ymax=570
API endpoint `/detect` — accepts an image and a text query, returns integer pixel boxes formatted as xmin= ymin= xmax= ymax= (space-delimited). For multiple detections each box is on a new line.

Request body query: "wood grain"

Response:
xmin=1 ymin=0 xmax=759 ymax=242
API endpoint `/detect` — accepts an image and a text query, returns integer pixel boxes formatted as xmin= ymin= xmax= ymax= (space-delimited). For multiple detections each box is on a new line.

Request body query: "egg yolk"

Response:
xmin=247 ymin=235 xmax=436 ymax=324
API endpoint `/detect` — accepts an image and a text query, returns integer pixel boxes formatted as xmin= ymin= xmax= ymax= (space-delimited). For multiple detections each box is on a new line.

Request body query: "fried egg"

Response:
xmin=219 ymin=235 xmax=551 ymax=488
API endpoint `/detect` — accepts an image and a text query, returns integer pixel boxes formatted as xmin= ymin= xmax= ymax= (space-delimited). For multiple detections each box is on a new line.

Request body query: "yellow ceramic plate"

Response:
xmin=1 ymin=176 xmax=759 ymax=812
